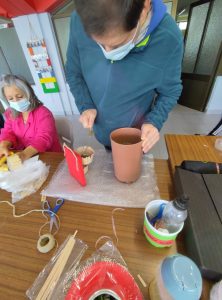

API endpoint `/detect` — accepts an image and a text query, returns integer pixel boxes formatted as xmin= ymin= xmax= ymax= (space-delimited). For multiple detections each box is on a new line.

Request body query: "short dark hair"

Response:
xmin=74 ymin=0 xmax=145 ymax=35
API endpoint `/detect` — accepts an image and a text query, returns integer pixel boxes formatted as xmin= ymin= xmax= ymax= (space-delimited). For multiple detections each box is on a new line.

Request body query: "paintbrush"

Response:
xmin=88 ymin=128 xmax=94 ymax=136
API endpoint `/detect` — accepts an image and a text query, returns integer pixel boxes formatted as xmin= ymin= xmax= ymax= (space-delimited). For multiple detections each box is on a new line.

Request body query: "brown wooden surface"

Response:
xmin=165 ymin=134 xmax=221 ymax=299
xmin=165 ymin=134 xmax=222 ymax=173
xmin=0 ymin=153 xmax=177 ymax=300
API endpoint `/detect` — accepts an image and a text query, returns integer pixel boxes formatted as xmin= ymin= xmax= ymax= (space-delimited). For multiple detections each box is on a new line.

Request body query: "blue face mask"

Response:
xmin=9 ymin=98 xmax=30 ymax=112
xmin=98 ymin=23 xmax=139 ymax=61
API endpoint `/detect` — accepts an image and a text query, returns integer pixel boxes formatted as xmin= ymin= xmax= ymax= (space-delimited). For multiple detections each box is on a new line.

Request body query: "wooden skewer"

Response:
xmin=36 ymin=234 xmax=76 ymax=300
xmin=137 ymin=274 xmax=147 ymax=288
xmin=88 ymin=128 xmax=94 ymax=136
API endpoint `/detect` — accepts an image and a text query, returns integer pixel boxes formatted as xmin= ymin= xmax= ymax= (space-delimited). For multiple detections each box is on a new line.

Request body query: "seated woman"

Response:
xmin=0 ymin=74 xmax=62 ymax=161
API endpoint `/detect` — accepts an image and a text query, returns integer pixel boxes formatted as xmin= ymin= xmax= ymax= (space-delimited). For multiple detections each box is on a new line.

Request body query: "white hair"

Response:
xmin=0 ymin=74 xmax=42 ymax=117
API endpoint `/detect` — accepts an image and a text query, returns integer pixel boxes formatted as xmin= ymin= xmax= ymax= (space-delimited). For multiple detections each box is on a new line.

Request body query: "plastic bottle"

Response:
xmin=160 ymin=194 xmax=189 ymax=233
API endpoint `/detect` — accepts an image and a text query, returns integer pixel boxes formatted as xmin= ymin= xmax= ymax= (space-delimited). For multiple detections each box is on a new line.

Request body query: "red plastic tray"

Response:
xmin=65 ymin=261 xmax=143 ymax=300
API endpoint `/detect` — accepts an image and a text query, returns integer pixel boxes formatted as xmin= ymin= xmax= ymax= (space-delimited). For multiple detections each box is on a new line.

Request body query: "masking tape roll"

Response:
xmin=37 ymin=233 xmax=56 ymax=253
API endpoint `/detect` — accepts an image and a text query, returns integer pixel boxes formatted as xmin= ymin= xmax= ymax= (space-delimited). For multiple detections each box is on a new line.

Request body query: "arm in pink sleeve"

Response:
xmin=29 ymin=108 xmax=57 ymax=152
xmin=0 ymin=111 xmax=18 ymax=148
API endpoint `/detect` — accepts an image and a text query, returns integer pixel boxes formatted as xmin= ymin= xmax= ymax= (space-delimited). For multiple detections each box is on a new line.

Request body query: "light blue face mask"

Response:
xmin=98 ymin=23 xmax=139 ymax=61
xmin=9 ymin=98 xmax=30 ymax=112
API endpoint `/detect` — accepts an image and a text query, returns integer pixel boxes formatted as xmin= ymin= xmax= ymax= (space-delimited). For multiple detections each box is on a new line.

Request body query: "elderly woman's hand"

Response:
xmin=0 ymin=141 xmax=11 ymax=157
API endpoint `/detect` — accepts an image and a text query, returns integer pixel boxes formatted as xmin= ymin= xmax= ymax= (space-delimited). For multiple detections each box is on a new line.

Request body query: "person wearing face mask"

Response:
xmin=0 ymin=74 xmax=62 ymax=161
xmin=66 ymin=0 xmax=183 ymax=152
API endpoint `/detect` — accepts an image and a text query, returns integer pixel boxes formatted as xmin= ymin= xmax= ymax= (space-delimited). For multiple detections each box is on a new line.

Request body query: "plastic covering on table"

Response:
xmin=42 ymin=150 xmax=159 ymax=208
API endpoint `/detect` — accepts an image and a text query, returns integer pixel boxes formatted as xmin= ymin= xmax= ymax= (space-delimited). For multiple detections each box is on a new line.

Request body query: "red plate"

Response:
xmin=65 ymin=261 xmax=143 ymax=300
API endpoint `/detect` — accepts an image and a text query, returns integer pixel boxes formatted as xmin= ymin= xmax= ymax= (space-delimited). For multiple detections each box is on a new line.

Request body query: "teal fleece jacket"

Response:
xmin=66 ymin=0 xmax=184 ymax=147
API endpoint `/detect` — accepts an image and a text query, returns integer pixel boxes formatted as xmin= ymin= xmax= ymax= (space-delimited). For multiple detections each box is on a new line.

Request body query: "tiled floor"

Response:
xmin=70 ymin=104 xmax=221 ymax=159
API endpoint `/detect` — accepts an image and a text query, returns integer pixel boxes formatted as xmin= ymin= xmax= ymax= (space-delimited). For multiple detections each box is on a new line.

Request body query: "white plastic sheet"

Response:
xmin=0 ymin=156 xmax=49 ymax=203
xmin=42 ymin=149 xmax=159 ymax=208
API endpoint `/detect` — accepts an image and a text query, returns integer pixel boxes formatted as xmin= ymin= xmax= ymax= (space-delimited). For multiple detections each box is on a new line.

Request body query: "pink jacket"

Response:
xmin=0 ymin=106 xmax=62 ymax=152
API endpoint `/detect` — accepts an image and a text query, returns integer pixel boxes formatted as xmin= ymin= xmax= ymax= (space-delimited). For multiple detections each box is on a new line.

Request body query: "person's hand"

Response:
xmin=79 ymin=109 xmax=97 ymax=130
xmin=0 ymin=141 xmax=11 ymax=157
xmin=141 ymin=123 xmax=160 ymax=153
xmin=17 ymin=151 xmax=27 ymax=162
xmin=17 ymin=146 xmax=38 ymax=162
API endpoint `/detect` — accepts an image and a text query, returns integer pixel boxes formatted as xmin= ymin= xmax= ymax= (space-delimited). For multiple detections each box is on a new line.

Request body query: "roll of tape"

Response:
xmin=37 ymin=233 xmax=56 ymax=253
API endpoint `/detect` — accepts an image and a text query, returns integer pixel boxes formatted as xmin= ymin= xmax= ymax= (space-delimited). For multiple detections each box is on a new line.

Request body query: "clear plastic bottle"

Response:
xmin=161 ymin=194 xmax=189 ymax=233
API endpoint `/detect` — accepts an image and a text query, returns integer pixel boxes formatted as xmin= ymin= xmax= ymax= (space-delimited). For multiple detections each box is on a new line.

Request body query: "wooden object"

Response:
xmin=36 ymin=235 xmax=75 ymax=300
xmin=165 ymin=134 xmax=222 ymax=173
xmin=0 ymin=153 xmax=174 ymax=300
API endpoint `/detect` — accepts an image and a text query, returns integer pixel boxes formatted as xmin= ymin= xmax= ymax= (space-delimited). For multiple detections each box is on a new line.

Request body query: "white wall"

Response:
xmin=12 ymin=13 xmax=79 ymax=116
xmin=206 ymin=76 xmax=222 ymax=114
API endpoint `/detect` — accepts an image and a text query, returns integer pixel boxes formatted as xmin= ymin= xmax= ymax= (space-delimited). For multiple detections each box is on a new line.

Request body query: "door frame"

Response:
xmin=183 ymin=0 xmax=214 ymax=74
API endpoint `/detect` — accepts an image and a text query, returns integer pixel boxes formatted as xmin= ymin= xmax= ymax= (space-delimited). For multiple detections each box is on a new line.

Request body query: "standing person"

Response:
xmin=0 ymin=74 xmax=62 ymax=161
xmin=66 ymin=0 xmax=183 ymax=152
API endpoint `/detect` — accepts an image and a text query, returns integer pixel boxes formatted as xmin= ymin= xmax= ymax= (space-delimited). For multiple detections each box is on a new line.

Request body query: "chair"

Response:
xmin=55 ymin=116 xmax=74 ymax=148
xmin=208 ymin=118 xmax=222 ymax=136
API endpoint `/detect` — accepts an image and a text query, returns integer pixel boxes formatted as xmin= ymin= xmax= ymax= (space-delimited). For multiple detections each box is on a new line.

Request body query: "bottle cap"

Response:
xmin=161 ymin=254 xmax=202 ymax=300
xmin=173 ymin=194 xmax=189 ymax=210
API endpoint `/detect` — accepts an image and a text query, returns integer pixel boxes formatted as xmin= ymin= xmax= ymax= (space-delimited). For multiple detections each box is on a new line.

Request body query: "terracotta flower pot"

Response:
xmin=110 ymin=128 xmax=142 ymax=183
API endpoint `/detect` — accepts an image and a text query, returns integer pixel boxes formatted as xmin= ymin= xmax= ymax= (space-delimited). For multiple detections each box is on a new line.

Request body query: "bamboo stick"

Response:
xmin=36 ymin=235 xmax=76 ymax=300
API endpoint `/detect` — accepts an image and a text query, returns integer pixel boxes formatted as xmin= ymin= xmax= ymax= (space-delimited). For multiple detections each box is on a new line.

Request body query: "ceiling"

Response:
xmin=0 ymin=0 xmax=68 ymax=19
xmin=0 ymin=0 xmax=200 ymax=22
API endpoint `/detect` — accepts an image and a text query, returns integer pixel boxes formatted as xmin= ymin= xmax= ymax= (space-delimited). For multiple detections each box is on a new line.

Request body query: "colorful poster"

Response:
xmin=27 ymin=39 xmax=59 ymax=93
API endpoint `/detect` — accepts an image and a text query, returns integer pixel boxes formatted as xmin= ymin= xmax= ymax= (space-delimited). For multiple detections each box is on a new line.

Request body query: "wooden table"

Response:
xmin=165 ymin=134 xmax=222 ymax=173
xmin=165 ymin=134 xmax=222 ymax=299
xmin=0 ymin=153 xmax=176 ymax=300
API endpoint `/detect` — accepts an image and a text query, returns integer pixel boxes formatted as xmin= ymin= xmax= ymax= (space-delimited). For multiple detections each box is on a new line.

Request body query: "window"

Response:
xmin=52 ymin=0 xmax=75 ymax=65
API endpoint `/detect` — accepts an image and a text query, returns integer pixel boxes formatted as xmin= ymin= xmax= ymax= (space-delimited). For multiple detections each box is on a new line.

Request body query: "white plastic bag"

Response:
xmin=0 ymin=156 xmax=49 ymax=203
